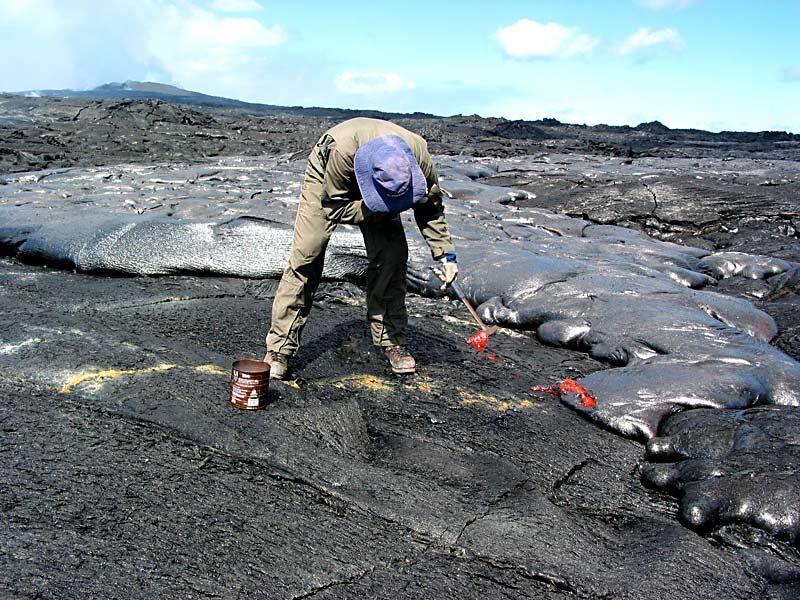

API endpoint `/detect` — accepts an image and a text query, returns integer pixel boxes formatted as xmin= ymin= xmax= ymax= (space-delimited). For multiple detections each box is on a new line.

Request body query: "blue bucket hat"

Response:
xmin=354 ymin=135 xmax=427 ymax=213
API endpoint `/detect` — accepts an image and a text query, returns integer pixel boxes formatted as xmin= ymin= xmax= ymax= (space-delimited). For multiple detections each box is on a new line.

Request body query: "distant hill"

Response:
xmin=11 ymin=80 xmax=439 ymax=120
xmin=95 ymin=81 xmax=202 ymax=96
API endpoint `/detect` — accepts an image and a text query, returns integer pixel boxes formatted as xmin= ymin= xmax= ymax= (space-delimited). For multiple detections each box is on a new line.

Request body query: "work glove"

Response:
xmin=436 ymin=254 xmax=459 ymax=290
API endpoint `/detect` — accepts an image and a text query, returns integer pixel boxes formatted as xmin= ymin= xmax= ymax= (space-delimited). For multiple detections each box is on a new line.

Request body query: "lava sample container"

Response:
xmin=230 ymin=359 xmax=270 ymax=410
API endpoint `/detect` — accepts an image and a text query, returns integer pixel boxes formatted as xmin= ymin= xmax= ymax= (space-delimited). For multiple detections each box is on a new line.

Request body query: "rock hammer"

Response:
xmin=448 ymin=279 xmax=498 ymax=337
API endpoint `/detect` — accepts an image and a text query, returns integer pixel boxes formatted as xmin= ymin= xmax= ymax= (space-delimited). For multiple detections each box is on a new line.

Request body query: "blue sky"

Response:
xmin=1 ymin=0 xmax=798 ymax=132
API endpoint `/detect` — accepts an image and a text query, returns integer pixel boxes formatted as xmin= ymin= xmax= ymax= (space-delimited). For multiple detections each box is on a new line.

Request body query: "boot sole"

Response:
xmin=390 ymin=366 xmax=416 ymax=374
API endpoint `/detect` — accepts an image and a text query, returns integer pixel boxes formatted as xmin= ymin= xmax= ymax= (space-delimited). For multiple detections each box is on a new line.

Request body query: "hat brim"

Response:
xmin=354 ymin=135 xmax=427 ymax=213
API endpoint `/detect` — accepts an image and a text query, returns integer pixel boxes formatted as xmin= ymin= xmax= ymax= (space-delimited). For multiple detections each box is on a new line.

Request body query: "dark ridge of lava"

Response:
xmin=2 ymin=93 xmax=800 ymax=175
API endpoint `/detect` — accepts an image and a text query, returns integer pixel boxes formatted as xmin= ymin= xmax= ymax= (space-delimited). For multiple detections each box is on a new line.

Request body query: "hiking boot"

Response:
xmin=265 ymin=351 xmax=290 ymax=380
xmin=383 ymin=345 xmax=416 ymax=374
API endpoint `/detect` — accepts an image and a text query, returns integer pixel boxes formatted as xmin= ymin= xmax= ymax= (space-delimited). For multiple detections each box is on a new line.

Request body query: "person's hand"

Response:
xmin=437 ymin=259 xmax=458 ymax=290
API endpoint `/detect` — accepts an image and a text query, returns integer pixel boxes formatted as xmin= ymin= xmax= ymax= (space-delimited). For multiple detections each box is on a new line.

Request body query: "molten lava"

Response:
xmin=465 ymin=329 xmax=499 ymax=361
xmin=533 ymin=378 xmax=597 ymax=408
xmin=466 ymin=330 xmax=489 ymax=352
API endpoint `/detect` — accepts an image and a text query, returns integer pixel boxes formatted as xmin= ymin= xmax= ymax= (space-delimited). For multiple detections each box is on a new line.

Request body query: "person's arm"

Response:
xmin=413 ymin=145 xmax=455 ymax=260
xmin=320 ymin=145 xmax=370 ymax=224
xmin=414 ymin=145 xmax=457 ymax=287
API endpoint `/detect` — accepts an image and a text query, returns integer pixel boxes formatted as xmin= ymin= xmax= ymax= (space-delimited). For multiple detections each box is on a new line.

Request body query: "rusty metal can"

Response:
xmin=230 ymin=359 xmax=270 ymax=410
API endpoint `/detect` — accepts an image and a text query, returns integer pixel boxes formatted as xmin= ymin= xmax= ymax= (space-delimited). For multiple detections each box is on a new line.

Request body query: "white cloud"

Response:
xmin=183 ymin=14 xmax=284 ymax=47
xmin=210 ymin=0 xmax=262 ymax=11
xmin=494 ymin=19 xmax=598 ymax=59
xmin=335 ymin=71 xmax=416 ymax=94
xmin=143 ymin=6 xmax=287 ymax=89
xmin=0 ymin=0 xmax=36 ymax=17
xmin=617 ymin=27 xmax=684 ymax=57
xmin=0 ymin=0 xmax=287 ymax=97
xmin=638 ymin=0 xmax=698 ymax=9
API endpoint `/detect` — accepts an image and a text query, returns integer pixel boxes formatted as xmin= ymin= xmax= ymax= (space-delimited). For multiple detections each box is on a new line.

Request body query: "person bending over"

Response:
xmin=265 ymin=117 xmax=457 ymax=379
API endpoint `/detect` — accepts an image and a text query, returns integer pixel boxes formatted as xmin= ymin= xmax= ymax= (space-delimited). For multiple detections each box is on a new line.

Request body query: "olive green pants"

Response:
xmin=266 ymin=159 xmax=409 ymax=356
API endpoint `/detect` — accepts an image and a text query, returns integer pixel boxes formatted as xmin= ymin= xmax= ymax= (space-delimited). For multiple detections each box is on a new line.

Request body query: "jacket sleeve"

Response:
xmin=320 ymin=144 xmax=370 ymax=224
xmin=414 ymin=146 xmax=456 ymax=260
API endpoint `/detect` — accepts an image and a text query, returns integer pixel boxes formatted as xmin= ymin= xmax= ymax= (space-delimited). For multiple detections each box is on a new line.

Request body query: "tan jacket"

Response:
xmin=311 ymin=117 xmax=455 ymax=259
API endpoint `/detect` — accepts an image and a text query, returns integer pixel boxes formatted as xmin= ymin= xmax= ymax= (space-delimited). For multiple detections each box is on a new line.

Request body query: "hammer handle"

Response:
xmin=450 ymin=280 xmax=489 ymax=330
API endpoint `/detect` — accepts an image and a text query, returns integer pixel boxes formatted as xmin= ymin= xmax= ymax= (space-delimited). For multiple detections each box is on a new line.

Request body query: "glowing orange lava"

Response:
xmin=466 ymin=330 xmax=489 ymax=352
xmin=533 ymin=378 xmax=597 ymax=408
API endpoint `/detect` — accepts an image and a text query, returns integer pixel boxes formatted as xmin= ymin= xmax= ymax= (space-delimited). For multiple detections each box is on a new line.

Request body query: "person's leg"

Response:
xmin=267 ymin=183 xmax=336 ymax=358
xmin=360 ymin=214 xmax=409 ymax=348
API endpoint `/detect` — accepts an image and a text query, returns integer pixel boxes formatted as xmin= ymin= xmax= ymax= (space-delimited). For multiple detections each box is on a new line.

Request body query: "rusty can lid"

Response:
xmin=232 ymin=359 xmax=271 ymax=375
